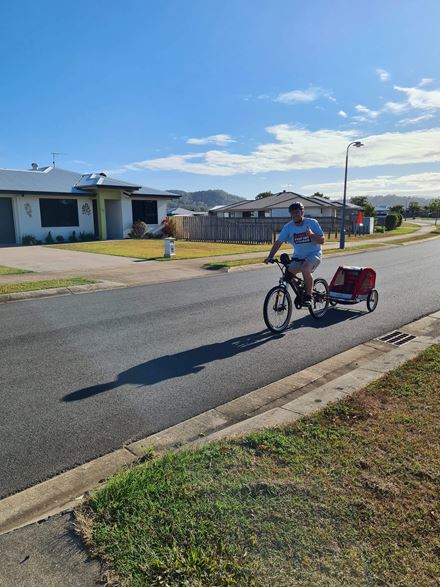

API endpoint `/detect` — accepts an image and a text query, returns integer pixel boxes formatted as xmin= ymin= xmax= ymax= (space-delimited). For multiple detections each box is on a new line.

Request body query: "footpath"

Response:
xmin=0 ymin=222 xmax=437 ymax=303
xmin=0 ymin=310 xmax=439 ymax=586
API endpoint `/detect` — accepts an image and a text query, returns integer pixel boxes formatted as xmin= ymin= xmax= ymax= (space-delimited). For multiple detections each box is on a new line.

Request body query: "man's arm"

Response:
xmin=264 ymin=240 xmax=283 ymax=263
xmin=306 ymin=221 xmax=325 ymax=244
xmin=306 ymin=229 xmax=325 ymax=245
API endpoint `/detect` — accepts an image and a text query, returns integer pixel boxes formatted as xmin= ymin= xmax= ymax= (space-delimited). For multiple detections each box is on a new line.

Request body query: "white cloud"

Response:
xmin=419 ymin=78 xmax=434 ymax=87
xmin=393 ymin=85 xmax=440 ymax=110
xmin=398 ymin=114 xmax=434 ymax=126
xmin=338 ymin=110 xmax=348 ymax=118
xmin=275 ymin=87 xmax=334 ymax=104
xmin=110 ymin=126 xmax=440 ymax=177
xmin=384 ymin=100 xmax=409 ymax=113
xmin=376 ymin=68 xmax=390 ymax=82
xmin=186 ymin=134 xmax=235 ymax=146
xmin=303 ymin=171 xmax=440 ymax=198
xmin=355 ymin=104 xmax=381 ymax=119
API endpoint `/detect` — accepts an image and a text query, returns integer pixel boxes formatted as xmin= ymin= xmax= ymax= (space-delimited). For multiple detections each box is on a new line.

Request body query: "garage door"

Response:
xmin=0 ymin=198 xmax=16 ymax=244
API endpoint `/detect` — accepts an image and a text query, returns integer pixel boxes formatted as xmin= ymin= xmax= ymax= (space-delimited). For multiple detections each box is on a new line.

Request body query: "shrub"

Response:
xmin=385 ymin=213 xmax=398 ymax=231
xmin=396 ymin=213 xmax=403 ymax=227
xmin=22 ymin=234 xmax=38 ymax=245
xmin=161 ymin=216 xmax=176 ymax=237
xmin=79 ymin=231 xmax=96 ymax=242
xmin=69 ymin=230 xmax=78 ymax=242
xmin=128 ymin=220 xmax=148 ymax=239
xmin=45 ymin=231 xmax=54 ymax=244
xmin=55 ymin=235 xmax=65 ymax=243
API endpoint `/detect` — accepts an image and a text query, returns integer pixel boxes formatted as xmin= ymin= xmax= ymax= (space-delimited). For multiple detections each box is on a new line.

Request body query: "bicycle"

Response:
xmin=263 ymin=253 xmax=329 ymax=333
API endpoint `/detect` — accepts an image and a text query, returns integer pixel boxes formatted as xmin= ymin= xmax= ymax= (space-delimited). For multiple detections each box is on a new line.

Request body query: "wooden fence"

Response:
xmin=173 ymin=215 xmax=366 ymax=244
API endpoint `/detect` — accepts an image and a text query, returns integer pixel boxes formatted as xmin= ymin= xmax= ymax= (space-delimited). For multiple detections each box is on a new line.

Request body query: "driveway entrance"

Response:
xmin=0 ymin=198 xmax=16 ymax=245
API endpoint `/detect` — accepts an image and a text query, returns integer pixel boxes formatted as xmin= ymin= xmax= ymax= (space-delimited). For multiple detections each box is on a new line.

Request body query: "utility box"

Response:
xmin=164 ymin=237 xmax=176 ymax=257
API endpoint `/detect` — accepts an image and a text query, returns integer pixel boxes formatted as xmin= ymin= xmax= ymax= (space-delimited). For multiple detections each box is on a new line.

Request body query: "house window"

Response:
xmin=243 ymin=211 xmax=252 ymax=218
xmin=39 ymin=198 xmax=79 ymax=227
xmin=132 ymin=200 xmax=158 ymax=224
xmin=258 ymin=211 xmax=266 ymax=218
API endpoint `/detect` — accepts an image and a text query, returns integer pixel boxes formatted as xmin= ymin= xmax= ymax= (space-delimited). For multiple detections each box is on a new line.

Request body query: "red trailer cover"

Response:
xmin=329 ymin=266 xmax=376 ymax=299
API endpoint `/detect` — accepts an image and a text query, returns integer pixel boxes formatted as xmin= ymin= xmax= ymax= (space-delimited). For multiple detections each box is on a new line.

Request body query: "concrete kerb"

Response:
xmin=0 ymin=281 xmax=126 ymax=304
xmin=0 ymin=312 xmax=439 ymax=536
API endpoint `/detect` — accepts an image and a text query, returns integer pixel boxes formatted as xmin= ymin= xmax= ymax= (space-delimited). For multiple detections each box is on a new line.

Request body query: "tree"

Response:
xmin=255 ymin=191 xmax=273 ymax=200
xmin=390 ymin=204 xmax=404 ymax=215
xmin=350 ymin=196 xmax=369 ymax=208
xmin=408 ymin=201 xmax=421 ymax=218
xmin=312 ymin=192 xmax=329 ymax=199
xmin=364 ymin=203 xmax=376 ymax=217
xmin=429 ymin=198 xmax=440 ymax=226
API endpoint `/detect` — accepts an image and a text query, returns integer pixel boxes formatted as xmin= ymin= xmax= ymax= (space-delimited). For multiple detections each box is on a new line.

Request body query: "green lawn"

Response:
xmin=0 ymin=265 xmax=32 ymax=275
xmin=0 ymin=278 xmax=96 ymax=295
xmin=80 ymin=346 xmax=440 ymax=587
xmin=50 ymin=222 xmax=421 ymax=261
xmin=51 ymin=240 xmax=291 ymax=260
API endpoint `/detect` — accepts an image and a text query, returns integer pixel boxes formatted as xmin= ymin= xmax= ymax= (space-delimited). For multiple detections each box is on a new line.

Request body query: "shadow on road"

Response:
xmin=62 ymin=329 xmax=281 ymax=402
xmin=288 ymin=306 xmax=367 ymax=331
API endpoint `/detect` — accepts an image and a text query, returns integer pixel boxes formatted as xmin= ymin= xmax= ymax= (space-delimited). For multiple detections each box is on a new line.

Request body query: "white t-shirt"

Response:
xmin=278 ymin=218 xmax=323 ymax=258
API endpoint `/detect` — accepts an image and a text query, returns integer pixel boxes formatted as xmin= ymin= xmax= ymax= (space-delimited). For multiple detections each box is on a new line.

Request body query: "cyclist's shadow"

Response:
xmin=63 ymin=329 xmax=280 ymax=402
xmin=289 ymin=306 xmax=367 ymax=330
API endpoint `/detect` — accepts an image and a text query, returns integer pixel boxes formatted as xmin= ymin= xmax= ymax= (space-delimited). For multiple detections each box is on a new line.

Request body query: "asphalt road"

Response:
xmin=1 ymin=239 xmax=439 ymax=498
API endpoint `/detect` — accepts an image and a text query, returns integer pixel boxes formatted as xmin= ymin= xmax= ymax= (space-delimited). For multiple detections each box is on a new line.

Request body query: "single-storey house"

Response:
xmin=0 ymin=164 xmax=180 ymax=245
xmin=211 ymin=191 xmax=361 ymax=220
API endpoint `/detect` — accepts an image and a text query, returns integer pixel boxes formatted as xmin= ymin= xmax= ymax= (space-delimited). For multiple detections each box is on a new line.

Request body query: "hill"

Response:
xmin=167 ymin=189 xmax=246 ymax=211
xmin=355 ymin=195 xmax=435 ymax=207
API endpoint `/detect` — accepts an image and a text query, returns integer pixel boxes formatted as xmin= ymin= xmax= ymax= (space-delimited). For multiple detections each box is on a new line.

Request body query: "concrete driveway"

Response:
xmin=0 ymin=245 xmax=139 ymax=272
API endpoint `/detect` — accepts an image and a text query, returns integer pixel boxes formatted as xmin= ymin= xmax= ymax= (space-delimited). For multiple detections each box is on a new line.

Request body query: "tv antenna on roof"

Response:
xmin=51 ymin=152 xmax=66 ymax=167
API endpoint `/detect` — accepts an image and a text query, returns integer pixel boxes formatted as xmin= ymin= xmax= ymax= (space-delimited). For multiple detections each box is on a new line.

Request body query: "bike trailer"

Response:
xmin=329 ymin=266 xmax=376 ymax=304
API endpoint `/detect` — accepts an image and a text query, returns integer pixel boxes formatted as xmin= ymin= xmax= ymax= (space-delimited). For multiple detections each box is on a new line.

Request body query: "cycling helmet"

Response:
xmin=288 ymin=202 xmax=304 ymax=212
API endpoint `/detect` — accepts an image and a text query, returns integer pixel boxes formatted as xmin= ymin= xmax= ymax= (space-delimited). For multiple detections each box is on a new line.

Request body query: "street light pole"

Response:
xmin=339 ymin=141 xmax=364 ymax=249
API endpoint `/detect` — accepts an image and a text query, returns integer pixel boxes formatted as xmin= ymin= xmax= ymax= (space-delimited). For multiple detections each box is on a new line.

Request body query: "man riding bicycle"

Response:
xmin=264 ymin=202 xmax=325 ymax=305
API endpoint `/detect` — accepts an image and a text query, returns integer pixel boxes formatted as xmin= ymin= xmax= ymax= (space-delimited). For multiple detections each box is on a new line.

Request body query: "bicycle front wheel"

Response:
xmin=309 ymin=278 xmax=329 ymax=319
xmin=263 ymin=286 xmax=292 ymax=333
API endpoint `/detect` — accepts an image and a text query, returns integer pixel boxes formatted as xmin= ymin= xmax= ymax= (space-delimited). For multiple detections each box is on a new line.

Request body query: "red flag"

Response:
xmin=356 ymin=211 xmax=363 ymax=225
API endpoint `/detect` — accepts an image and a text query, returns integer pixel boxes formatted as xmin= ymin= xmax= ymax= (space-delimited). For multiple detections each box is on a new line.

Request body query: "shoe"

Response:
xmin=303 ymin=294 xmax=312 ymax=306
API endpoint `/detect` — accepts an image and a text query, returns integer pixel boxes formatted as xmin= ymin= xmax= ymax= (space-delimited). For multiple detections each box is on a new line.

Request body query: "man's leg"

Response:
xmin=302 ymin=258 xmax=320 ymax=301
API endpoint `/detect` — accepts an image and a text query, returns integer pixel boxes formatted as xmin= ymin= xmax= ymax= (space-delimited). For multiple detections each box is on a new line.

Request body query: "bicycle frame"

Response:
xmin=274 ymin=260 xmax=306 ymax=308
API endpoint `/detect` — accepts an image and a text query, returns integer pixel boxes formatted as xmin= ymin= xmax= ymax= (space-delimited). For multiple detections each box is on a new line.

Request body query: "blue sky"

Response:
xmin=1 ymin=0 xmax=440 ymax=199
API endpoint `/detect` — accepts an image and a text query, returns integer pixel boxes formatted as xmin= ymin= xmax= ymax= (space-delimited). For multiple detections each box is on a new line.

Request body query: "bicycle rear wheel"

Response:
xmin=309 ymin=278 xmax=329 ymax=319
xmin=263 ymin=286 xmax=292 ymax=333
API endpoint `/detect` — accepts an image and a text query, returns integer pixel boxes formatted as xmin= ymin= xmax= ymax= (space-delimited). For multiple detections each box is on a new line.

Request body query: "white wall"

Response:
xmin=271 ymin=206 xmax=335 ymax=218
xmin=14 ymin=194 xmax=95 ymax=244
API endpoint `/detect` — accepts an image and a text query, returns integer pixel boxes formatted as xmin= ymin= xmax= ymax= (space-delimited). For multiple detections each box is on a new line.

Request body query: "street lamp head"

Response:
xmin=354 ymin=141 xmax=364 ymax=147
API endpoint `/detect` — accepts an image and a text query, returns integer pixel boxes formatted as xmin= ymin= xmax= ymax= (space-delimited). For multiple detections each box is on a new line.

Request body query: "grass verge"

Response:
xmin=0 ymin=265 xmax=32 ymax=275
xmin=79 ymin=345 xmax=440 ymax=587
xmin=0 ymin=278 xmax=96 ymax=295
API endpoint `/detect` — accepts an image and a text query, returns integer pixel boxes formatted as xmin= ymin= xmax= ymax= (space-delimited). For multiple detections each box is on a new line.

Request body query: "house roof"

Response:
xmin=74 ymin=173 xmax=142 ymax=190
xmin=169 ymin=207 xmax=197 ymax=215
xmin=133 ymin=186 xmax=179 ymax=198
xmin=0 ymin=165 xmax=179 ymax=198
xmin=216 ymin=191 xmax=339 ymax=212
